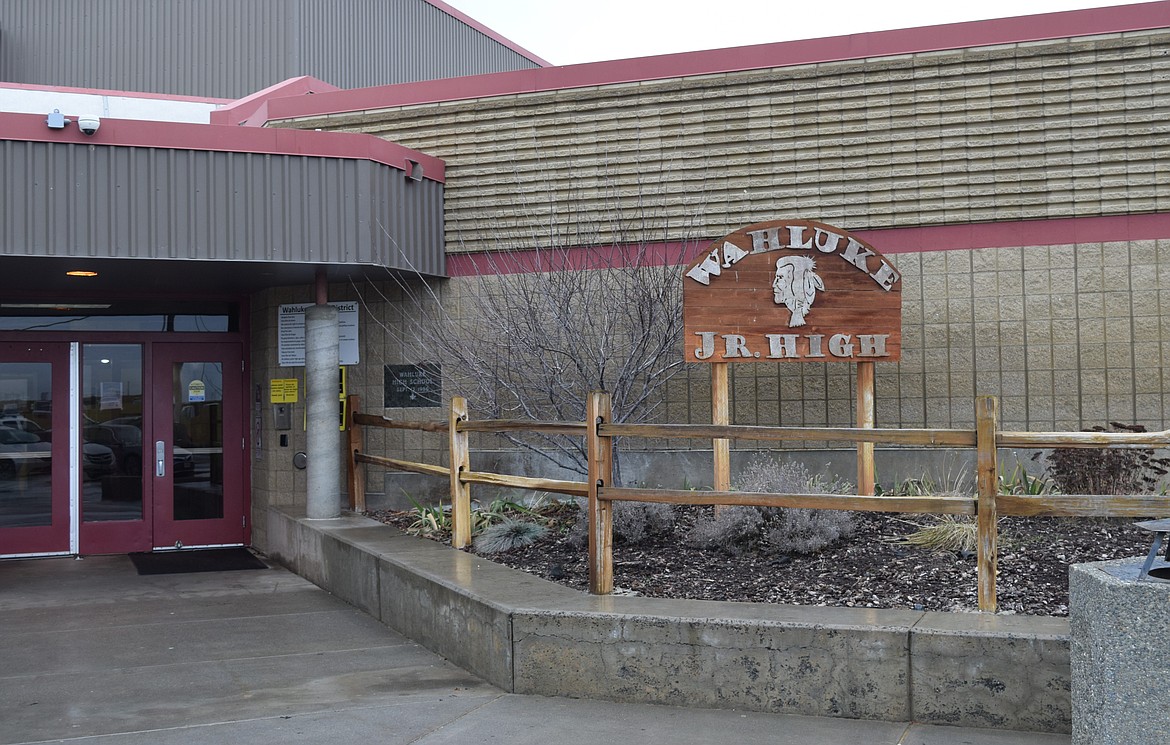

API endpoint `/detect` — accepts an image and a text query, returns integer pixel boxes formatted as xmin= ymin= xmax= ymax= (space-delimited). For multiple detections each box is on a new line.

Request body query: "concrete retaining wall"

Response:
xmin=265 ymin=507 xmax=1072 ymax=733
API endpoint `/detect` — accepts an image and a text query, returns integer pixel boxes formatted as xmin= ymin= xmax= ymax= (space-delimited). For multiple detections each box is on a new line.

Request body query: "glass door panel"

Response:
xmin=78 ymin=344 xmax=150 ymax=553
xmin=172 ymin=360 xmax=225 ymax=521
xmin=151 ymin=343 xmax=244 ymax=549
xmin=81 ymin=345 xmax=144 ymax=520
xmin=0 ymin=343 xmax=69 ymax=555
xmin=0 ymin=364 xmax=53 ymax=525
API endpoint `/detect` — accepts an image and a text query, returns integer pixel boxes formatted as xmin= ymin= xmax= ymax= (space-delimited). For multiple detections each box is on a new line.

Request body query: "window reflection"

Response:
xmin=173 ymin=362 xmax=224 ymax=521
xmin=81 ymin=345 xmax=143 ymax=523
xmin=0 ymin=363 xmax=53 ymax=528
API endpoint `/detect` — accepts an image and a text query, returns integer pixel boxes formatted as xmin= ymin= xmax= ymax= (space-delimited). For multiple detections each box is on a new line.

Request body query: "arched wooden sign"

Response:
xmin=683 ymin=220 xmax=902 ymax=363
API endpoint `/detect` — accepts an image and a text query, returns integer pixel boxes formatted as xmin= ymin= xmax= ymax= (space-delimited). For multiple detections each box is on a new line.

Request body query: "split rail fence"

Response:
xmin=344 ymin=393 xmax=1170 ymax=612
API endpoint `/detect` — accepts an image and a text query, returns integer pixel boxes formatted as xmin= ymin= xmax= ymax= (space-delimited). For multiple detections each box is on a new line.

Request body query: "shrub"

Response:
xmin=406 ymin=499 xmax=452 ymax=537
xmin=684 ymin=459 xmax=856 ymax=556
xmin=884 ymin=464 xmax=971 ymax=498
xmin=1041 ymin=423 xmax=1170 ymax=495
xmin=403 ymin=493 xmax=550 ymax=540
xmin=684 ymin=506 xmax=764 ymax=555
xmin=762 ymin=507 xmax=855 ymax=555
xmin=567 ymin=499 xmax=678 ymax=547
xmin=894 ymin=516 xmax=977 ymax=555
xmin=474 ymin=519 xmax=548 ymax=553
xmin=614 ymin=500 xmax=677 ymax=542
xmin=998 ymin=460 xmax=1057 ymax=496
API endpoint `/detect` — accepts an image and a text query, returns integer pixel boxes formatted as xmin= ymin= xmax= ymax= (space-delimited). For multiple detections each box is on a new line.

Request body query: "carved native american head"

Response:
xmin=772 ymin=255 xmax=824 ymax=327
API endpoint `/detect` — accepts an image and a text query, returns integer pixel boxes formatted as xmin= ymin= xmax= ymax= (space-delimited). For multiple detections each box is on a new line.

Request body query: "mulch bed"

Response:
xmin=367 ymin=506 xmax=1153 ymax=616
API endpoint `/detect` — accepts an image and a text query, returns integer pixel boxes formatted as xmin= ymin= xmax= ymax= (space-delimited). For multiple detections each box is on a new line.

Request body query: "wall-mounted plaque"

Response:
xmin=384 ymin=364 xmax=441 ymax=408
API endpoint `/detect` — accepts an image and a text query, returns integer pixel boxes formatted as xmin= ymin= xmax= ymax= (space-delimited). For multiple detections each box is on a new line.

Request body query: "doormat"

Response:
xmin=129 ymin=548 xmax=268 ymax=575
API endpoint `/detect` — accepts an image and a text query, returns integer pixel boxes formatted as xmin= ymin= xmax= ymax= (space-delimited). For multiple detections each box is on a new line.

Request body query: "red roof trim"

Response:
xmin=210 ymin=76 xmax=342 ymax=127
xmin=446 ymin=213 xmax=1170 ymax=276
xmin=0 ymin=112 xmax=446 ymax=183
xmin=860 ymin=213 xmax=1170 ymax=253
xmin=421 ymin=0 xmax=551 ymax=67
xmin=265 ymin=1 xmax=1170 ymax=123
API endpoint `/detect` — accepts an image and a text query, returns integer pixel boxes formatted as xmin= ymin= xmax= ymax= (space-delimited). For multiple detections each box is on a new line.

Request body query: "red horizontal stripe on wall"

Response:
xmin=445 ymin=214 xmax=1170 ymax=276
xmin=861 ymin=213 xmax=1170 ymax=253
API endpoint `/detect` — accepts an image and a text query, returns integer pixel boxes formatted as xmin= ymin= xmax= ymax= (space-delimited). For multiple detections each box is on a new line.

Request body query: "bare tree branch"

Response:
xmin=361 ymin=152 xmax=709 ymax=484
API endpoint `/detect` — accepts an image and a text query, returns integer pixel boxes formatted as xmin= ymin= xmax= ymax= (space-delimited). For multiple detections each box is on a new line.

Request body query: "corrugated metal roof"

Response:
xmin=260 ymin=1 xmax=1170 ymax=123
xmin=0 ymin=0 xmax=543 ymax=99
xmin=0 ymin=138 xmax=445 ymax=282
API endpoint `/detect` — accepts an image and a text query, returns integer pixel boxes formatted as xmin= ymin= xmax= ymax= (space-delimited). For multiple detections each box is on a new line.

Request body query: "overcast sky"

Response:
xmin=444 ymin=0 xmax=1145 ymax=65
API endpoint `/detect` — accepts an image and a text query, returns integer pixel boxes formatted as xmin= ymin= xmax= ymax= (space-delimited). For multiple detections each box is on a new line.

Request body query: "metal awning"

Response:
xmin=0 ymin=115 xmax=445 ymax=295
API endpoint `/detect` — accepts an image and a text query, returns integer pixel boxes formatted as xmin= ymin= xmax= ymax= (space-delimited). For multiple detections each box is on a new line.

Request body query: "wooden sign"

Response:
xmin=683 ymin=220 xmax=902 ymax=363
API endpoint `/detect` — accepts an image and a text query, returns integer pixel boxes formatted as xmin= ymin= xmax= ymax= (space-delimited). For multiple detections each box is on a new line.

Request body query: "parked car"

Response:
xmin=83 ymin=423 xmax=194 ymax=479
xmin=0 ymin=415 xmax=47 ymax=435
xmin=0 ymin=424 xmax=119 ymax=482
xmin=83 ymin=423 xmax=143 ymax=475
xmin=0 ymin=425 xmax=50 ymax=479
xmin=81 ymin=441 xmax=117 ymax=480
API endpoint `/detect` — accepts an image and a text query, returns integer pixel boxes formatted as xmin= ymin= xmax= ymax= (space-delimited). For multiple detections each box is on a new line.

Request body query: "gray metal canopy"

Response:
xmin=0 ymin=121 xmax=445 ymax=296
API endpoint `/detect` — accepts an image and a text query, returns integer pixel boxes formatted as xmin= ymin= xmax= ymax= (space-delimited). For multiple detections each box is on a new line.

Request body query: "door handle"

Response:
xmin=155 ymin=440 xmax=166 ymax=477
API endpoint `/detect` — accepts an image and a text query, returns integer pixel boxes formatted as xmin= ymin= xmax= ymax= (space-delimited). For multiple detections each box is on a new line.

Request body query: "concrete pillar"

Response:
xmin=1070 ymin=558 xmax=1170 ymax=744
xmin=305 ymin=303 xmax=340 ymax=520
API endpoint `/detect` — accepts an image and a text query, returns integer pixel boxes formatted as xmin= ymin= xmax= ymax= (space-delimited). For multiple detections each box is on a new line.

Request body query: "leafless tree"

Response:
xmin=360 ymin=163 xmax=707 ymax=484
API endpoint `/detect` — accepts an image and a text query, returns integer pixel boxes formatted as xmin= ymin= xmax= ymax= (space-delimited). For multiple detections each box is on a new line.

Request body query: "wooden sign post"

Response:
xmin=712 ymin=361 xmax=731 ymax=492
xmin=682 ymin=220 xmax=901 ymax=495
xmin=856 ymin=360 xmax=876 ymax=496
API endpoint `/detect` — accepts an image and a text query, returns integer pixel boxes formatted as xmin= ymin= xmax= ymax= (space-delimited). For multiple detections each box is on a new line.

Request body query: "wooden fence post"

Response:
xmin=450 ymin=396 xmax=472 ymax=549
xmin=587 ymin=391 xmax=614 ymax=595
xmin=856 ymin=361 xmax=875 ymax=496
xmin=346 ymin=395 xmax=366 ymax=512
xmin=712 ymin=362 xmax=731 ymax=493
xmin=975 ymin=395 xmax=999 ymax=613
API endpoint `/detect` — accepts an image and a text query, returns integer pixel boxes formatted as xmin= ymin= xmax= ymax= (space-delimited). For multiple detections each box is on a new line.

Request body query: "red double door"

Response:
xmin=0 ymin=341 xmax=246 ymax=556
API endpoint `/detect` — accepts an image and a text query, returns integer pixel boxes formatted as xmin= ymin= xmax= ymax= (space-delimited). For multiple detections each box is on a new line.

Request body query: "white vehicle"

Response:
xmin=0 ymin=425 xmax=116 ymax=480
xmin=0 ymin=415 xmax=46 ymax=434
xmin=0 ymin=426 xmax=50 ymax=479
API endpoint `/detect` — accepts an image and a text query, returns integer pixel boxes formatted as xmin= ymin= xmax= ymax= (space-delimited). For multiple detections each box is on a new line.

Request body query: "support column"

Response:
xmin=306 ymin=303 xmax=340 ymax=520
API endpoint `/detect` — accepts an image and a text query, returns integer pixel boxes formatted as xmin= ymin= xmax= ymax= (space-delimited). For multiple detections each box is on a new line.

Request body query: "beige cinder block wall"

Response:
xmin=249 ymin=287 xmax=308 ymax=549
xmin=268 ymin=29 xmax=1170 ymax=477
xmin=333 ymin=238 xmax=1167 ymax=434
xmin=281 ymin=30 xmax=1169 ymax=244
xmin=248 ymin=279 xmax=455 ymax=540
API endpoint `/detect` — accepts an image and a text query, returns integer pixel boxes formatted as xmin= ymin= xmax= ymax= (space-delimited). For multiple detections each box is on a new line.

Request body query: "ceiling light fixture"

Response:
xmin=66 ymin=270 xmax=99 ymax=277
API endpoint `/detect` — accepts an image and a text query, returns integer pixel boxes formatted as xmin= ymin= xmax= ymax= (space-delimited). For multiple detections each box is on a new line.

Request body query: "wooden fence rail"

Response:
xmin=603 ymin=487 xmax=976 ymax=514
xmin=345 ymin=392 xmax=1170 ymax=612
xmin=600 ymin=422 xmax=978 ymax=446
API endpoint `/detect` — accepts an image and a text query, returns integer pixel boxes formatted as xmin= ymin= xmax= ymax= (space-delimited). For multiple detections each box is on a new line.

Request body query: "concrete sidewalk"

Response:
xmin=0 ymin=555 xmax=1068 ymax=745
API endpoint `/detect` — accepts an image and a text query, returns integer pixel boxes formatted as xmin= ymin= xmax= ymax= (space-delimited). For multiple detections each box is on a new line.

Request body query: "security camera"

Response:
xmin=77 ymin=115 xmax=101 ymax=135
